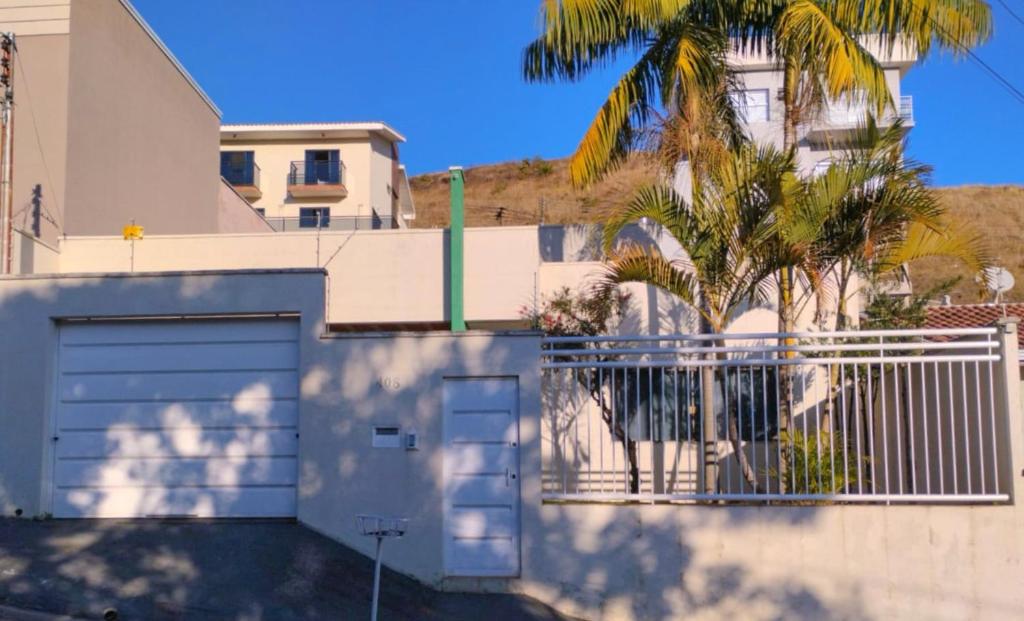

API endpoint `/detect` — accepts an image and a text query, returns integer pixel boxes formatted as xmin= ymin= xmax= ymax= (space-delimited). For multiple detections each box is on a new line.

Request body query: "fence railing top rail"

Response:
xmin=541 ymin=327 xmax=998 ymax=345
xmin=542 ymin=340 xmax=997 ymax=358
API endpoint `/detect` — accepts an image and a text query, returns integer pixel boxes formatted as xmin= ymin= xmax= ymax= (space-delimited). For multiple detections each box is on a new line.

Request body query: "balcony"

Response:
xmin=221 ymin=160 xmax=261 ymax=199
xmin=287 ymin=160 xmax=347 ymax=198
xmin=807 ymin=95 xmax=914 ymax=144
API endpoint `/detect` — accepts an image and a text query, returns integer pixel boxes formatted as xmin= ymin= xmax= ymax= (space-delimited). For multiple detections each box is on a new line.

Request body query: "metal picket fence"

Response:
xmin=541 ymin=328 xmax=1010 ymax=504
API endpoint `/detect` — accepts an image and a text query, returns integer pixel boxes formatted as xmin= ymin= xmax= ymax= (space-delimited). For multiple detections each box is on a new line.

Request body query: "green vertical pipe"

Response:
xmin=449 ymin=166 xmax=466 ymax=332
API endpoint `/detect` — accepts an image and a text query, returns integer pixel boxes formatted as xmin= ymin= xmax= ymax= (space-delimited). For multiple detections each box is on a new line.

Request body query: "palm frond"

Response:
xmin=568 ymin=20 xmax=729 ymax=186
xmin=855 ymin=0 xmax=992 ymax=58
xmin=874 ymin=220 xmax=990 ymax=274
xmin=777 ymin=0 xmax=893 ymax=114
xmin=601 ymin=184 xmax=693 ymax=253
xmin=598 ymin=243 xmax=706 ymax=320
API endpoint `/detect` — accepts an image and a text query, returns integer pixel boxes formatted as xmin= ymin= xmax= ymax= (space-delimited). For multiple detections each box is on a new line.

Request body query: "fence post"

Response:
xmin=994 ymin=318 xmax=1022 ymax=501
xmin=449 ymin=166 xmax=466 ymax=332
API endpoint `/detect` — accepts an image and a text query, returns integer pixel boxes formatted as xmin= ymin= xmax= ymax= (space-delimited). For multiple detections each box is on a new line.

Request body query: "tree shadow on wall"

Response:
xmin=0 ymin=275 xmax=573 ymax=620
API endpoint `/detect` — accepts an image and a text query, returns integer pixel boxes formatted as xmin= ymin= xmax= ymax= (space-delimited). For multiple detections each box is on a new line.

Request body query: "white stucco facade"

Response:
xmin=0 ymin=269 xmax=1020 ymax=621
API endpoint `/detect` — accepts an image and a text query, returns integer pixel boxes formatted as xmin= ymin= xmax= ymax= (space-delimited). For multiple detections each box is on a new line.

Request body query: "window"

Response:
xmin=220 ymin=151 xmax=256 ymax=185
xmin=299 ymin=207 xmax=330 ymax=229
xmin=304 ymin=150 xmax=341 ymax=184
xmin=729 ymin=89 xmax=770 ymax=124
xmin=610 ymin=367 xmax=779 ymax=442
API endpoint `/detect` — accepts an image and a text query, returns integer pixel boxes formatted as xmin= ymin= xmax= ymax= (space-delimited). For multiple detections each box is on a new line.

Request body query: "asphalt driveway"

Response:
xmin=0 ymin=519 xmax=577 ymax=621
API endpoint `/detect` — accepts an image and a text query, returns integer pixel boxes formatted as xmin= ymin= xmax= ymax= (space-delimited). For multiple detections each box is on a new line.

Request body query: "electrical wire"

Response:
xmin=14 ymin=47 xmax=65 ymax=233
xmin=996 ymin=0 xmax=1024 ymax=29
xmin=928 ymin=14 xmax=1024 ymax=106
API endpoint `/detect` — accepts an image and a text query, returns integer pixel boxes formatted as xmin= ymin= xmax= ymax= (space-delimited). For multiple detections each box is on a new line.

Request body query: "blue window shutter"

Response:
xmin=328 ymin=150 xmax=340 ymax=183
xmin=304 ymin=151 xmax=316 ymax=184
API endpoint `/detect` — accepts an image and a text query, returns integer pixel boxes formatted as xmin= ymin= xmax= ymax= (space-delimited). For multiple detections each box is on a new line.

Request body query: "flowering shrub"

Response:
xmin=520 ymin=286 xmax=632 ymax=337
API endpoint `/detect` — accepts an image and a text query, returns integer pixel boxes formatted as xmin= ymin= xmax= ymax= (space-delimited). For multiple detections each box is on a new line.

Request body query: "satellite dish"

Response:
xmin=976 ymin=267 xmax=1015 ymax=303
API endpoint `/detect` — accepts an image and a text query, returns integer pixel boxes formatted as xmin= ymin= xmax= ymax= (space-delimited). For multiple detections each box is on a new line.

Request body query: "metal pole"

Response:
xmin=370 ymin=535 xmax=383 ymax=621
xmin=0 ymin=33 xmax=14 ymax=274
xmin=448 ymin=166 xmax=466 ymax=331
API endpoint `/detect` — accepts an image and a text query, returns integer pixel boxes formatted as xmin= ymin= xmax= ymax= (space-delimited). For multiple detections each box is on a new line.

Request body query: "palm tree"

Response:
xmin=796 ymin=120 xmax=989 ymax=330
xmin=522 ymin=1 xmax=739 ymax=187
xmin=523 ymin=0 xmax=991 ymax=190
xmin=527 ymin=0 xmax=991 ymax=493
xmin=598 ymin=143 xmax=799 ymax=492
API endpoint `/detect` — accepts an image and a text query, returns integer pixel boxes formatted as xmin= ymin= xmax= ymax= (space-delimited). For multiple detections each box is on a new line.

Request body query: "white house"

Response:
xmin=0 ymin=3 xmax=1022 ymax=621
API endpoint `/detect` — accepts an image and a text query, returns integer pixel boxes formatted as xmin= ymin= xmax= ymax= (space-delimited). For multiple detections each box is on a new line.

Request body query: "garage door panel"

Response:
xmin=55 ymin=456 xmax=298 ymax=488
xmin=60 ymin=370 xmax=299 ymax=402
xmin=55 ymin=428 xmax=298 ymax=460
xmin=60 ymin=320 xmax=298 ymax=345
xmin=54 ymin=486 xmax=296 ymax=518
xmin=53 ymin=320 xmax=300 ymax=519
xmin=57 ymin=400 xmax=298 ymax=431
xmin=60 ymin=341 xmax=298 ymax=374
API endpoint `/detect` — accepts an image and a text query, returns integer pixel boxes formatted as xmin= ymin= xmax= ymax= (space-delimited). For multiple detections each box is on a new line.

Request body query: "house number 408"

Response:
xmin=378 ymin=377 xmax=401 ymax=391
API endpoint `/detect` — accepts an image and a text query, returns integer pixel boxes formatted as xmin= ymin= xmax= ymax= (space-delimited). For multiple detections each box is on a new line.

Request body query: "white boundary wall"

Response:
xmin=0 ymin=270 xmax=1019 ymax=620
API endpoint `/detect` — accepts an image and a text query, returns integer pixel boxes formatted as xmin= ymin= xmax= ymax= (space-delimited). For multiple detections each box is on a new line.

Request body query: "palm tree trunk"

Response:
xmin=776 ymin=57 xmax=801 ymax=494
xmin=718 ymin=340 xmax=760 ymax=492
xmin=700 ymin=313 xmax=718 ymax=494
xmin=835 ymin=262 xmax=852 ymax=331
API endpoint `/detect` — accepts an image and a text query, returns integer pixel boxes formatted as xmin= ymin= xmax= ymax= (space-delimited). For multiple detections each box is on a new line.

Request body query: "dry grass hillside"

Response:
xmin=911 ymin=185 xmax=1024 ymax=303
xmin=409 ymin=159 xmax=1023 ymax=303
xmin=408 ymin=156 xmax=657 ymax=228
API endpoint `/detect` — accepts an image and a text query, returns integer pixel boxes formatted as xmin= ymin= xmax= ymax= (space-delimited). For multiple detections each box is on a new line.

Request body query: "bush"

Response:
xmin=518 ymin=156 xmax=554 ymax=177
xmin=773 ymin=430 xmax=861 ymax=495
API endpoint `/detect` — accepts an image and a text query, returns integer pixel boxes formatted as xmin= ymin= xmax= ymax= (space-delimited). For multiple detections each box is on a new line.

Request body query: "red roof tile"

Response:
xmin=924 ymin=303 xmax=1024 ymax=348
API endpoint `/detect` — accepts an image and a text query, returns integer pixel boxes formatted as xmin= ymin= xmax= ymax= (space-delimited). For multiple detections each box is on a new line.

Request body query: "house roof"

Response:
xmin=924 ymin=303 xmax=1024 ymax=359
xmin=220 ymin=122 xmax=405 ymax=143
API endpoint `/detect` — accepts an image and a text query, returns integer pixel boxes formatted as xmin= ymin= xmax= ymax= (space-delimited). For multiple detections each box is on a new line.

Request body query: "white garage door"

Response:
xmin=52 ymin=318 xmax=300 ymax=518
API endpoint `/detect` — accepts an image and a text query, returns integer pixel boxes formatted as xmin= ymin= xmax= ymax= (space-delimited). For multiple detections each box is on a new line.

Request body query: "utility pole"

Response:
xmin=0 ymin=33 xmax=14 ymax=274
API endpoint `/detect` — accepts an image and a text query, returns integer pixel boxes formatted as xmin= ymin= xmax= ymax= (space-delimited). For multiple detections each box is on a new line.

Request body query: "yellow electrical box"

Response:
xmin=122 ymin=224 xmax=144 ymax=240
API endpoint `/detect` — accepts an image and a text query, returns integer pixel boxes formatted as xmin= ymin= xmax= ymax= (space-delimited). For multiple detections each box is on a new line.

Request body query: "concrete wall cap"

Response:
xmin=321 ymin=329 xmax=543 ymax=340
xmin=0 ymin=268 xmax=327 ymax=282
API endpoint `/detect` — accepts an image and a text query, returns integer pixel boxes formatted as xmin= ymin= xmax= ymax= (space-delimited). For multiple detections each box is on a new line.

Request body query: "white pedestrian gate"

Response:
xmin=51 ymin=318 xmax=300 ymax=518
xmin=442 ymin=378 xmax=521 ymax=576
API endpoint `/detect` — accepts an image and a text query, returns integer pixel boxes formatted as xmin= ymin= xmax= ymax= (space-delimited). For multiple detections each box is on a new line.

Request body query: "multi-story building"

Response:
xmin=219 ymin=123 xmax=416 ymax=231
xmin=675 ymin=41 xmax=917 ymax=196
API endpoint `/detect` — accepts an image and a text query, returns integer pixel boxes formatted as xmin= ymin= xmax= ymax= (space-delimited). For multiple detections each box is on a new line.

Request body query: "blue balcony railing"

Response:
xmin=288 ymin=160 xmax=346 ymax=186
xmin=221 ymin=160 xmax=260 ymax=187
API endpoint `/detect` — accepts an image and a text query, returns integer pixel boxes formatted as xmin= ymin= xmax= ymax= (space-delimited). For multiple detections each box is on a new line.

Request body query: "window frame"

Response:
xmin=304 ymin=149 xmax=341 ymax=184
xmin=730 ymin=88 xmax=770 ymax=124
xmin=220 ymin=150 xmax=256 ymax=185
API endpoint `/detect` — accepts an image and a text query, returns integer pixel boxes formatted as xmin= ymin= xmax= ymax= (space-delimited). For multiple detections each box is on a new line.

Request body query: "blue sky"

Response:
xmin=133 ymin=0 xmax=1024 ymax=186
